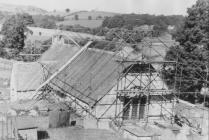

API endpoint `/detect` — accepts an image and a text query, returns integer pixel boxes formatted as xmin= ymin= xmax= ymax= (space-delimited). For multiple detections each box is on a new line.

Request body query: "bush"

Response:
xmin=31 ymin=15 xmax=64 ymax=29
xmin=75 ymin=14 xmax=79 ymax=20
xmin=102 ymin=15 xmax=125 ymax=28
xmin=88 ymin=16 xmax=92 ymax=20
xmin=90 ymin=40 xmax=118 ymax=52
xmin=102 ymin=14 xmax=185 ymax=36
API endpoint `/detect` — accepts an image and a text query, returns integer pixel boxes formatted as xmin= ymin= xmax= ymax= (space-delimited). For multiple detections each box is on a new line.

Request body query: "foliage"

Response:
xmin=96 ymin=15 xmax=102 ymax=20
xmin=164 ymin=0 xmax=209 ymax=103
xmin=65 ymin=8 xmax=70 ymax=13
xmin=32 ymin=15 xmax=64 ymax=29
xmin=58 ymin=24 xmax=109 ymax=36
xmin=88 ymin=16 xmax=92 ymax=20
xmin=90 ymin=40 xmax=118 ymax=52
xmin=59 ymin=25 xmax=144 ymax=44
xmin=0 ymin=14 xmax=34 ymax=59
xmin=59 ymin=24 xmax=91 ymax=33
xmin=75 ymin=14 xmax=79 ymax=20
xmin=37 ymin=19 xmax=56 ymax=29
xmin=91 ymin=27 xmax=109 ymax=36
xmin=102 ymin=14 xmax=185 ymax=36
xmin=20 ymin=39 xmax=51 ymax=62
xmin=77 ymin=38 xmax=118 ymax=52
xmin=0 ymin=13 xmax=54 ymax=61
xmin=102 ymin=15 xmax=125 ymax=28
xmin=0 ymin=11 xmax=7 ymax=21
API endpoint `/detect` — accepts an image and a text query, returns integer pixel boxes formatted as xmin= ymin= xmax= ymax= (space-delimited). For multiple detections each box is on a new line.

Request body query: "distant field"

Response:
xmin=57 ymin=19 xmax=103 ymax=28
xmin=57 ymin=10 xmax=118 ymax=28
xmin=64 ymin=11 xmax=118 ymax=20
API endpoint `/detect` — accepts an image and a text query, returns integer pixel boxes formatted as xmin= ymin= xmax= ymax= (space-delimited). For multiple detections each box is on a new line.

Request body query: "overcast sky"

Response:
xmin=0 ymin=0 xmax=197 ymax=15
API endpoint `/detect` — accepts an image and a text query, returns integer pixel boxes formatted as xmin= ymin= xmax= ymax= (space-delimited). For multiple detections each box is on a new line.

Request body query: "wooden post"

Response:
xmin=137 ymin=101 xmax=140 ymax=120
xmin=2 ymin=118 xmax=3 ymax=140
xmin=129 ymin=101 xmax=133 ymax=120
xmin=11 ymin=118 xmax=12 ymax=139
xmin=15 ymin=117 xmax=18 ymax=140
xmin=6 ymin=114 xmax=8 ymax=140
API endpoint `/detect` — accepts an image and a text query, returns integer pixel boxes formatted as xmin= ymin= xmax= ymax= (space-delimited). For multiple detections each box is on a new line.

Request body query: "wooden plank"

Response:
xmin=19 ymin=53 xmax=42 ymax=56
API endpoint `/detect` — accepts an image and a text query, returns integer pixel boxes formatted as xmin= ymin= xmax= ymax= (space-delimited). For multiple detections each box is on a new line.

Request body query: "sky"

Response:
xmin=0 ymin=0 xmax=198 ymax=15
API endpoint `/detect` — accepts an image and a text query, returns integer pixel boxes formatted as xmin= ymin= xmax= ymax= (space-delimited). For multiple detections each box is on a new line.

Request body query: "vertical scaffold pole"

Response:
xmin=172 ymin=54 xmax=178 ymax=125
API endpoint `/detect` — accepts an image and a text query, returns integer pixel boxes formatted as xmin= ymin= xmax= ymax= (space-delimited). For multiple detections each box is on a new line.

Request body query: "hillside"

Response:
xmin=0 ymin=3 xmax=47 ymax=15
xmin=57 ymin=20 xmax=103 ymax=28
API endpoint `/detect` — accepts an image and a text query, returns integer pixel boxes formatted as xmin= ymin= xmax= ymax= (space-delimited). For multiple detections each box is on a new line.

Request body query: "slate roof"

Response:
xmin=39 ymin=41 xmax=169 ymax=105
xmin=42 ymin=44 xmax=125 ymax=105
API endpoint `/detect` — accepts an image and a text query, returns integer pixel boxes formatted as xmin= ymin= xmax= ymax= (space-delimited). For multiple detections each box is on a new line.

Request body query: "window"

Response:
xmin=122 ymin=96 xmax=146 ymax=120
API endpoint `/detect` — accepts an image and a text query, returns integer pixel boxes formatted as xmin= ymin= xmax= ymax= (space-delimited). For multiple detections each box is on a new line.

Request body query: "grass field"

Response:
xmin=57 ymin=10 xmax=119 ymax=28
xmin=64 ymin=11 xmax=118 ymax=20
xmin=57 ymin=19 xmax=103 ymax=28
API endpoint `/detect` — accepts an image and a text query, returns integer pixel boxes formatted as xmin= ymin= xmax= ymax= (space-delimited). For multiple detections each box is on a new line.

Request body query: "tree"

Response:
xmin=31 ymin=15 xmax=62 ymax=29
xmin=38 ymin=18 xmax=56 ymax=29
xmin=65 ymin=8 xmax=70 ymax=13
xmin=102 ymin=15 xmax=125 ymax=28
xmin=96 ymin=15 xmax=102 ymax=20
xmin=75 ymin=14 xmax=79 ymax=20
xmin=0 ymin=14 xmax=34 ymax=59
xmin=88 ymin=16 xmax=92 ymax=20
xmin=101 ymin=14 xmax=184 ymax=31
xmin=165 ymin=0 xmax=209 ymax=103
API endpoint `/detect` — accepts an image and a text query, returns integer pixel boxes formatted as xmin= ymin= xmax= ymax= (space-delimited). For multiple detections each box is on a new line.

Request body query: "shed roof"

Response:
xmin=15 ymin=116 xmax=48 ymax=130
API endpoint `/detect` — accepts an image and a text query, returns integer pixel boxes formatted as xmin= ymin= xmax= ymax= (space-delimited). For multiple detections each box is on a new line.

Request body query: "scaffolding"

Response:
xmin=31 ymin=30 xmax=208 ymax=135
xmin=113 ymin=61 xmax=176 ymax=124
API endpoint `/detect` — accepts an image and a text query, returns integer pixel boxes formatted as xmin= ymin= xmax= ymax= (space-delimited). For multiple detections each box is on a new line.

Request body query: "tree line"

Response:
xmin=164 ymin=0 xmax=209 ymax=105
xmin=0 ymin=13 xmax=52 ymax=61
xmin=102 ymin=14 xmax=184 ymax=33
